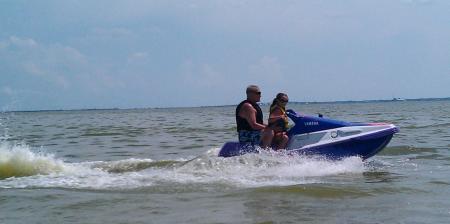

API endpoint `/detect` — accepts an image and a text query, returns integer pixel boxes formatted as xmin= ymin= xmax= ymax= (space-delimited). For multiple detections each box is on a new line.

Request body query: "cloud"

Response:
xmin=9 ymin=36 xmax=38 ymax=48
xmin=84 ymin=27 xmax=139 ymax=45
xmin=248 ymin=56 xmax=287 ymax=92
xmin=0 ymin=1 xmax=449 ymax=109
xmin=0 ymin=36 xmax=133 ymax=109
xmin=1 ymin=36 xmax=129 ymax=92
xmin=21 ymin=62 xmax=69 ymax=89
xmin=180 ymin=60 xmax=227 ymax=88
xmin=0 ymin=36 xmax=90 ymax=89
xmin=401 ymin=0 xmax=434 ymax=5
xmin=249 ymin=56 xmax=283 ymax=81
xmin=0 ymin=41 xmax=7 ymax=49
xmin=1 ymin=86 xmax=14 ymax=96
xmin=126 ymin=52 xmax=150 ymax=65
xmin=176 ymin=59 xmax=248 ymax=106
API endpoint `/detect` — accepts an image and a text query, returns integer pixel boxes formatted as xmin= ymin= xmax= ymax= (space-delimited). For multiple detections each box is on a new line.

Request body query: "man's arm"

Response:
xmin=239 ymin=103 xmax=266 ymax=130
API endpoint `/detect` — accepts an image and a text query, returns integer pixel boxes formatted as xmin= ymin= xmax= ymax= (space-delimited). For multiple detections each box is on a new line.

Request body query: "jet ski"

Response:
xmin=218 ymin=109 xmax=399 ymax=160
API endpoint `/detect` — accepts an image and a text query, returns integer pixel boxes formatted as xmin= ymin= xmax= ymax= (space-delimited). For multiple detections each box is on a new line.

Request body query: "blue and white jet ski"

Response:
xmin=218 ymin=109 xmax=399 ymax=160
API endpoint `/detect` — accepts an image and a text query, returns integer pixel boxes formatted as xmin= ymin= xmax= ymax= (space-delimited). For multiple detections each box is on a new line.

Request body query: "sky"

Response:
xmin=0 ymin=0 xmax=449 ymax=110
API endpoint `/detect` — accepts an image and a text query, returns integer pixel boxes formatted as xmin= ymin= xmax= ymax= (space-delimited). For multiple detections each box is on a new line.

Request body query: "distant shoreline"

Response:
xmin=4 ymin=97 xmax=450 ymax=113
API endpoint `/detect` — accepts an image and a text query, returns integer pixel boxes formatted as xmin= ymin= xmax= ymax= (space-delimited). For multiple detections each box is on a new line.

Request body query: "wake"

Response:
xmin=0 ymin=142 xmax=367 ymax=190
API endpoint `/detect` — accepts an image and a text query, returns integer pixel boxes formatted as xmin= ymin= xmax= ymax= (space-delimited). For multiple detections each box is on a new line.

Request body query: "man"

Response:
xmin=235 ymin=85 xmax=274 ymax=147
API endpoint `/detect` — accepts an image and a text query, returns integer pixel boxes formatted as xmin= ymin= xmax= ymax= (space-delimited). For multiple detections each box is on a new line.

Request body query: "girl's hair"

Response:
xmin=269 ymin=93 xmax=288 ymax=111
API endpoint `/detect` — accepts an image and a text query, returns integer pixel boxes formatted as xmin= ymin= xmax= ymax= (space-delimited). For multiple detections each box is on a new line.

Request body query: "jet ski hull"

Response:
xmin=218 ymin=110 xmax=398 ymax=159
xmin=218 ymin=131 xmax=395 ymax=159
xmin=288 ymin=130 xmax=395 ymax=159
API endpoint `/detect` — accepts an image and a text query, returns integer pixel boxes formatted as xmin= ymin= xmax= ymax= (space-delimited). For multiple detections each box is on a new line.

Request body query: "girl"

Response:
xmin=268 ymin=93 xmax=289 ymax=150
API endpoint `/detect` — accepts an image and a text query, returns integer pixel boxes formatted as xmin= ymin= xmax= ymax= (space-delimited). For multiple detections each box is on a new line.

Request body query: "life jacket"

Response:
xmin=269 ymin=105 xmax=289 ymax=132
xmin=236 ymin=100 xmax=263 ymax=131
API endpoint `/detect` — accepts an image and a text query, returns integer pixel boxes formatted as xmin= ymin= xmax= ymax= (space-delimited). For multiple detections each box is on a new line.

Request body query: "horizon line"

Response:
xmin=3 ymin=97 xmax=450 ymax=113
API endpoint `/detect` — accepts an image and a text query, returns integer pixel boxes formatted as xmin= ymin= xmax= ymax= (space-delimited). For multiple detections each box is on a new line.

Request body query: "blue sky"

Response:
xmin=1 ymin=0 xmax=449 ymax=110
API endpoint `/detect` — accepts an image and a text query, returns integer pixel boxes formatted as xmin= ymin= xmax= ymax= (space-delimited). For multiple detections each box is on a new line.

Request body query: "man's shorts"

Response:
xmin=238 ymin=130 xmax=261 ymax=145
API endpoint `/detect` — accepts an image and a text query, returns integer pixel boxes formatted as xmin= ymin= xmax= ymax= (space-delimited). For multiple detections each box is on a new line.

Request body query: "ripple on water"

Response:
xmin=159 ymin=145 xmax=175 ymax=149
xmin=90 ymin=159 xmax=178 ymax=173
xmin=112 ymin=139 xmax=139 ymax=143
xmin=379 ymin=146 xmax=437 ymax=156
xmin=125 ymin=144 xmax=152 ymax=147
xmin=253 ymin=184 xmax=373 ymax=199
xmin=180 ymin=145 xmax=204 ymax=149
xmin=412 ymin=154 xmax=449 ymax=160
xmin=64 ymin=154 xmax=79 ymax=159
xmin=428 ymin=180 xmax=450 ymax=186
xmin=362 ymin=171 xmax=405 ymax=183
xmin=402 ymin=122 xmax=450 ymax=131
xmin=81 ymin=132 xmax=123 ymax=137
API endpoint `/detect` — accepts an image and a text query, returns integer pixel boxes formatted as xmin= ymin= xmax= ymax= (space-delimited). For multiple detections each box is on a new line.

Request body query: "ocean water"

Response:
xmin=1 ymin=100 xmax=450 ymax=223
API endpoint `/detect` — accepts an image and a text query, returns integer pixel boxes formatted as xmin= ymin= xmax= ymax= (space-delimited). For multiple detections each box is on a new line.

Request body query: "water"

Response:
xmin=1 ymin=100 xmax=450 ymax=223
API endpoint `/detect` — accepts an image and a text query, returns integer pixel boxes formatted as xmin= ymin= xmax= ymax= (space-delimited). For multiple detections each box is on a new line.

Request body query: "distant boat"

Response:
xmin=392 ymin=98 xmax=406 ymax=101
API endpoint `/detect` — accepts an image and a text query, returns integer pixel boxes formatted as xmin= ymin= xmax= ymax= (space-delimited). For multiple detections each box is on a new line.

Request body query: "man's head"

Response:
xmin=246 ymin=85 xmax=261 ymax=103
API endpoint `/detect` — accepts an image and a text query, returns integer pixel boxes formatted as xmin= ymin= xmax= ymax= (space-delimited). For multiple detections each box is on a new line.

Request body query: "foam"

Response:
xmin=0 ymin=145 xmax=367 ymax=190
xmin=174 ymin=148 xmax=366 ymax=187
xmin=0 ymin=142 xmax=69 ymax=179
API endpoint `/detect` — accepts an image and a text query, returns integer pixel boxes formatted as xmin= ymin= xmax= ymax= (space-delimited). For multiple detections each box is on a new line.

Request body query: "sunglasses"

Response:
xmin=252 ymin=91 xmax=261 ymax=95
xmin=279 ymin=99 xmax=288 ymax=103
